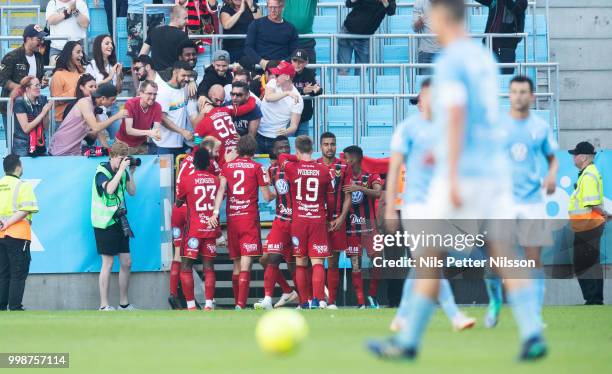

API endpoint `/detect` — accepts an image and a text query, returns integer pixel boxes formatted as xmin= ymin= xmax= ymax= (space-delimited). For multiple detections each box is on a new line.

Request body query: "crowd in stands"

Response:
xmin=0 ymin=0 xmax=527 ymax=157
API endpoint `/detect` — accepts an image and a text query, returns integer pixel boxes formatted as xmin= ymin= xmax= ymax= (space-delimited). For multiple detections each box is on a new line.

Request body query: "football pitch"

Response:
xmin=1 ymin=306 xmax=610 ymax=373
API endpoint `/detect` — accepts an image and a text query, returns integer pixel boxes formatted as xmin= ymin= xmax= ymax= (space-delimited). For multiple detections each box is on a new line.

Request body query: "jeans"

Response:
xmin=0 ymin=237 xmax=31 ymax=311
xmin=256 ymin=133 xmax=276 ymax=155
xmin=337 ymin=27 xmax=370 ymax=74
xmin=494 ymin=47 xmax=516 ymax=75
xmin=291 ymin=121 xmax=310 ymax=137
xmin=417 ymin=51 xmax=437 ymax=75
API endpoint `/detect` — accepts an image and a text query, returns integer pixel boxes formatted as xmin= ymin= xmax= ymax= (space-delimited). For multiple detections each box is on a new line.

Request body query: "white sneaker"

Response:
xmin=99 ymin=305 xmax=115 ymax=311
xmin=274 ymin=291 xmax=299 ymax=308
xmin=254 ymin=297 xmax=273 ymax=310
xmin=319 ymin=300 xmax=328 ymax=309
xmin=327 ymin=304 xmax=338 ymax=310
xmin=452 ymin=313 xmax=476 ymax=331
xmin=117 ymin=304 xmax=137 ymax=311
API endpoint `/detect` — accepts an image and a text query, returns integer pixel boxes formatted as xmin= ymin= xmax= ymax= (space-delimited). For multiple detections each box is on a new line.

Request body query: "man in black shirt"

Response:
xmin=337 ymin=0 xmax=396 ymax=74
xmin=291 ymin=49 xmax=321 ymax=137
xmin=139 ymin=5 xmax=189 ymax=71
xmin=197 ymin=50 xmax=233 ymax=101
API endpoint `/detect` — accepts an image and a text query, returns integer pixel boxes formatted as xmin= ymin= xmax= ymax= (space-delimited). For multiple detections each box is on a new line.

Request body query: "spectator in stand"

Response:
xmin=140 ymin=5 xmax=190 ymax=71
xmin=9 ymin=76 xmax=52 ymax=157
xmin=198 ymin=50 xmax=233 ymax=101
xmin=223 ymin=67 xmax=261 ymax=105
xmin=283 ymin=0 xmax=318 ymax=63
xmin=291 ymin=49 xmax=321 ymax=137
xmin=476 ymin=0 xmax=528 ymax=74
xmin=244 ymin=0 xmax=298 ymax=70
xmin=50 ymin=41 xmax=86 ymax=123
xmin=220 ymin=0 xmax=262 ymax=63
xmin=62 ymin=74 xmax=97 ymax=122
xmin=126 ymin=1 xmax=166 ymax=59
xmin=230 ymin=81 xmax=262 ymax=137
xmin=153 ymin=61 xmax=203 ymax=156
xmin=45 ymin=0 xmax=90 ymax=63
xmin=338 ymin=0 xmax=396 ymax=74
xmin=250 ymin=59 xmax=280 ymax=99
xmin=0 ymin=25 xmax=47 ymax=144
xmin=48 ymin=83 xmax=127 ymax=156
xmin=413 ymin=0 xmax=440 ymax=75
xmin=92 ymin=0 xmax=127 ymax=39
xmin=131 ymin=55 xmax=157 ymax=95
xmin=156 ymin=40 xmax=199 ymax=99
xmin=114 ymin=80 xmax=162 ymax=155
xmin=181 ymin=0 xmax=219 ymax=55
xmin=256 ymin=61 xmax=303 ymax=154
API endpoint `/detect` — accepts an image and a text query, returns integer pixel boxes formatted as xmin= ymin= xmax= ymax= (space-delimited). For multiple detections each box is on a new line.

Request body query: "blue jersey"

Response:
xmin=504 ymin=113 xmax=558 ymax=203
xmin=431 ymin=39 xmax=509 ymax=179
xmin=390 ymin=114 xmax=434 ymax=204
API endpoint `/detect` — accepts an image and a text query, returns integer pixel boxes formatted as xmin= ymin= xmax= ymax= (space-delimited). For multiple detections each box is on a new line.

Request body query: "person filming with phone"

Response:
xmin=91 ymin=142 xmax=140 ymax=311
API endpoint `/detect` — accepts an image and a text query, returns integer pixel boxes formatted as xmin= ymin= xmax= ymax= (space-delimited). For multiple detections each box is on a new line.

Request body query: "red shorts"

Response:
xmin=291 ymin=221 xmax=331 ymax=258
xmin=227 ymin=218 xmax=262 ymax=259
xmin=171 ymin=205 xmax=187 ymax=247
xmin=346 ymin=233 xmax=376 ymax=257
xmin=328 ymin=225 xmax=348 ymax=252
xmin=181 ymin=237 xmax=217 ymax=260
xmin=265 ymin=218 xmax=293 ymax=263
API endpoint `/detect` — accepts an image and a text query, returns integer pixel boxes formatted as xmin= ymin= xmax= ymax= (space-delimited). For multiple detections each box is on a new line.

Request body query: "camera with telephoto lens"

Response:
xmin=125 ymin=156 xmax=141 ymax=167
xmin=113 ymin=208 xmax=134 ymax=238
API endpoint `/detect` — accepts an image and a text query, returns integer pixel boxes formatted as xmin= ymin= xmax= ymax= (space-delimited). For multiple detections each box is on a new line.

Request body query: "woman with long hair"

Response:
xmin=9 ymin=76 xmax=52 ymax=156
xmin=86 ymin=34 xmax=123 ymax=139
xmin=62 ymin=73 xmax=97 ymax=122
xmin=50 ymin=41 xmax=85 ymax=123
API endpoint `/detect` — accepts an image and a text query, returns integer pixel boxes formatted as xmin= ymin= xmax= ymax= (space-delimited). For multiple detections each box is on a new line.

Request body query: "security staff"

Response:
xmin=568 ymin=141 xmax=607 ymax=305
xmin=0 ymin=154 xmax=39 ymax=311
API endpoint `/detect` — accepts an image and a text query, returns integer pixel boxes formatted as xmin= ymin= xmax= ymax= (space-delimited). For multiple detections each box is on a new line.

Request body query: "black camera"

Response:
xmin=114 ymin=208 xmax=135 ymax=238
xmin=126 ymin=156 xmax=142 ymax=167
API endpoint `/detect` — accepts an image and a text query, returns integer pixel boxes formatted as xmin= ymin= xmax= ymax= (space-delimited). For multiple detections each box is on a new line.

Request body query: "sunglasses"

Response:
xmin=230 ymin=92 xmax=244 ymax=97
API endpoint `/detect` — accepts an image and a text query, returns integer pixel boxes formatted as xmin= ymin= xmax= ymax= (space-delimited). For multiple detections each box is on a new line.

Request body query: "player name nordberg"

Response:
xmin=373 ymin=256 xmax=536 ymax=269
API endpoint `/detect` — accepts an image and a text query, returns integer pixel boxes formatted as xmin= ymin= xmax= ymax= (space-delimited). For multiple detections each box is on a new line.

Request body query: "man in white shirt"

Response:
xmin=257 ymin=61 xmax=303 ymax=154
xmin=153 ymin=61 xmax=203 ymax=157
xmin=45 ymin=0 xmax=90 ymax=63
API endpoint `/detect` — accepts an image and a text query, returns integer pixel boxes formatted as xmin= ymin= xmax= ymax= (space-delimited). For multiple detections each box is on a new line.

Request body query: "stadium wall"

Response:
xmin=548 ymin=0 xmax=612 ymax=148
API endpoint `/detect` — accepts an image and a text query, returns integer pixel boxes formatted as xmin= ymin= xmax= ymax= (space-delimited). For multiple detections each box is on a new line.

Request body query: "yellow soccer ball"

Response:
xmin=255 ymin=309 xmax=309 ymax=354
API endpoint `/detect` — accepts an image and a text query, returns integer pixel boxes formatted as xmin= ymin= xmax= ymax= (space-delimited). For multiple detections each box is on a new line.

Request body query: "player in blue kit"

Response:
xmin=385 ymin=78 xmax=476 ymax=332
xmin=485 ymin=76 xmax=559 ymax=328
xmin=367 ymin=0 xmax=547 ymax=361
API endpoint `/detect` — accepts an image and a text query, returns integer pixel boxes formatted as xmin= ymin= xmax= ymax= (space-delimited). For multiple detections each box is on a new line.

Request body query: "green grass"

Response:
xmin=1 ymin=306 xmax=611 ymax=373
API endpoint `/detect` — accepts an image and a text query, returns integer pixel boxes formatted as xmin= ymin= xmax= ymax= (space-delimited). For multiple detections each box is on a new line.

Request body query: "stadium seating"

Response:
xmin=374 ymin=75 xmax=401 ymax=94
xmin=313 ymin=15 xmax=337 ymax=34
xmin=365 ymin=105 xmax=394 ymax=136
xmin=360 ymin=135 xmax=391 ymax=155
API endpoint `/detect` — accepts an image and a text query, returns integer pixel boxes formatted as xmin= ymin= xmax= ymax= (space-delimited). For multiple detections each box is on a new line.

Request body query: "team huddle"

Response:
xmin=168 ymin=131 xmax=384 ymax=311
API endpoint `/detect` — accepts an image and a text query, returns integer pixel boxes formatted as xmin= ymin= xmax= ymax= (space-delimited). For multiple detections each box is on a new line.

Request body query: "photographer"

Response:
xmin=91 ymin=142 xmax=138 ymax=311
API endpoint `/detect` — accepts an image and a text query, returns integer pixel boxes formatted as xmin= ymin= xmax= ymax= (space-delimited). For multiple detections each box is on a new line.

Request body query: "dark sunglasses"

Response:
xmin=230 ymin=92 xmax=244 ymax=97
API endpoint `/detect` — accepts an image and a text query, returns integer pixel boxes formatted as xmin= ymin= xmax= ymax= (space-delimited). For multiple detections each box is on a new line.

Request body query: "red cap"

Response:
xmin=269 ymin=61 xmax=296 ymax=79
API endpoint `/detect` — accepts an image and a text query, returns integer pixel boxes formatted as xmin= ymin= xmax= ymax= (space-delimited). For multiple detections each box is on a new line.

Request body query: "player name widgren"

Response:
xmin=372 ymin=256 xmax=537 ymax=269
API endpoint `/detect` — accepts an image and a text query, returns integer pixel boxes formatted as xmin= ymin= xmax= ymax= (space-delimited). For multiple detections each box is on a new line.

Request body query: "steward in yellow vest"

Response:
xmin=0 ymin=154 xmax=39 ymax=311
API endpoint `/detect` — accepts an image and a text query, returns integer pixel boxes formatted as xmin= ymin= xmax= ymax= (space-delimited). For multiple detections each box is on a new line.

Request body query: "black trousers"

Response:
xmin=493 ymin=47 xmax=516 ymax=75
xmin=104 ymin=0 xmax=128 ymax=37
xmin=573 ymin=225 xmax=605 ymax=304
xmin=0 ymin=237 xmax=31 ymax=310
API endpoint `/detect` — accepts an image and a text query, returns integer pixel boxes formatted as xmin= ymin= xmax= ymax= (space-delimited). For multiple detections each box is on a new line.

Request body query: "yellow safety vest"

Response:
xmin=568 ymin=163 xmax=604 ymax=232
xmin=0 ymin=175 xmax=39 ymax=241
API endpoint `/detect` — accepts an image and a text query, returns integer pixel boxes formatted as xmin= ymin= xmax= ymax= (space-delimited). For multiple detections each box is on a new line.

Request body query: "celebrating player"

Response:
xmin=254 ymin=136 xmax=299 ymax=310
xmin=342 ymin=146 xmax=383 ymax=309
xmin=285 ymin=136 xmax=334 ymax=309
xmin=316 ymin=132 xmax=352 ymax=310
xmin=485 ymin=75 xmax=558 ymax=327
xmin=367 ymin=0 xmax=547 ymax=361
xmin=175 ymin=148 xmax=221 ymax=311
xmin=211 ymin=135 xmax=274 ymax=309
xmin=195 ymin=84 xmax=257 ymax=164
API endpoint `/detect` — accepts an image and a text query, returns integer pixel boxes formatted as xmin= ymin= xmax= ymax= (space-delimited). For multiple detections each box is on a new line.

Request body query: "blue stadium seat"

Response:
xmin=388 ymin=15 xmax=412 ymax=34
xmin=89 ymin=8 xmax=109 ymax=37
xmin=469 ymin=14 xmax=487 ymax=34
xmin=375 ymin=75 xmax=401 ymax=94
xmin=360 ymin=136 xmax=391 ymax=154
xmin=396 ymin=3 xmax=414 ymax=17
xmin=535 ymin=35 xmax=548 ymax=62
xmin=315 ymin=38 xmax=331 ymax=63
xmin=366 ymin=105 xmax=393 ymax=136
xmin=383 ymin=44 xmax=409 ymax=63
xmin=327 ymin=106 xmax=354 ymax=126
xmin=499 ymin=74 xmax=513 ymax=93
xmin=335 ymin=136 xmax=354 ymax=150
xmin=335 ymin=76 xmax=361 ymax=94
xmin=117 ymin=37 xmax=131 ymax=67
xmin=312 ymin=16 xmax=337 ymax=34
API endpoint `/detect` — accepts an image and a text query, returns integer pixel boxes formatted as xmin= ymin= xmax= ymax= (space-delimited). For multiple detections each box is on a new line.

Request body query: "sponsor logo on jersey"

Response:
xmin=313 ymin=244 xmax=328 ymax=254
xmin=267 ymin=243 xmax=283 ymax=251
xmin=206 ymin=243 xmax=217 ymax=253
xmin=350 ymin=214 xmax=366 ymax=225
xmin=278 ymin=204 xmax=292 ymax=215
xmin=243 ymin=243 xmax=259 ymax=252
xmin=275 ymin=179 xmax=289 ymax=195
xmin=351 ymin=191 xmax=364 ymax=204
xmin=511 ymin=142 xmax=528 ymax=162
xmin=292 ymin=236 xmax=300 ymax=246
xmin=172 ymin=227 xmax=182 ymax=239
xmin=187 ymin=237 xmax=200 ymax=249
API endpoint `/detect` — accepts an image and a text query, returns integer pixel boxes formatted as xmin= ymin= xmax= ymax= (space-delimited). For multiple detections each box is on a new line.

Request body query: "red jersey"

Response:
xmin=176 ymin=169 xmax=221 ymax=239
xmin=346 ymin=171 xmax=383 ymax=236
xmin=316 ymin=157 xmax=351 ymax=219
xmin=221 ymin=156 xmax=268 ymax=220
xmin=268 ymin=160 xmax=292 ymax=221
xmin=285 ymin=159 xmax=333 ymax=224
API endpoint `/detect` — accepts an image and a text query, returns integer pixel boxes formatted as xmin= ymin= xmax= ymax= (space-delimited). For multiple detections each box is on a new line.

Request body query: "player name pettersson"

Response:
xmin=373 ymin=256 xmax=536 ymax=269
